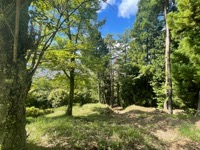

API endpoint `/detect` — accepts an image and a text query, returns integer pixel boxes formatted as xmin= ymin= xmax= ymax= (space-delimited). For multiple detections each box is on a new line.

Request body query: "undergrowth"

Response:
xmin=26 ymin=103 xmax=158 ymax=149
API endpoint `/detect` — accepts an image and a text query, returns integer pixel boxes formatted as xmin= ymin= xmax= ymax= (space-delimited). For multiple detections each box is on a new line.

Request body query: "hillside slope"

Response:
xmin=26 ymin=104 xmax=200 ymax=150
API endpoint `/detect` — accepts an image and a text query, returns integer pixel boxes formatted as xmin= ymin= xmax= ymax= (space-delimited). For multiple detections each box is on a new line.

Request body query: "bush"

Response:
xmin=48 ymin=89 xmax=68 ymax=108
xmin=74 ymin=91 xmax=98 ymax=106
xmin=26 ymin=107 xmax=54 ymax=117
xmin=26 ymin=90 xmax=51 ymax=109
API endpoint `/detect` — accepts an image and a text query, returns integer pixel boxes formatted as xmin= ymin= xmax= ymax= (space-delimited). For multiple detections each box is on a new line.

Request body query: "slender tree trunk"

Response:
xmin=67 ymin=58 xmax=75 ymax=116
xmin=111 ymin=69 xmax=114 ymax=107
xmin=195 ymin=91 xmax=200 ymax=117
xmin=97 ymin=73 xmax=102 ymax=103
xmin=98 ymin=80 xmax=101 ymax=102
xmin=13 ymin=0 xmax=21 ymax=63
xmin=116 ymin=81 xmax=120 ymax=106
xmin=109 ymin=44 xmax=114 ymax=106
xmin=164 ymin=0 xmax=173 ymax=114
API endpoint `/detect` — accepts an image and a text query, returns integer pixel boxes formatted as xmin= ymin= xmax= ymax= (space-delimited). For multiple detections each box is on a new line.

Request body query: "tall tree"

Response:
xmin=164 ymin=0 xmax=173 ymax=114
xmin=128 ymin=0 xmax=164 ymax=107
xmin=0 ymin=0 xmax=32 ymax=149
xmin=130 ymin=0 xmax=163 ymax=65
xmin=82 ymin=30 xmax=110 ymax=104
xmin=104 ymin=34 xmax=116 ymax=106
xmin=43 ymin=0 xmax=101 ymax=115
xmin=168 ymin=0 xmax=200 ymax=113
xmin=0 ymin=0 xmax=102 ymax=148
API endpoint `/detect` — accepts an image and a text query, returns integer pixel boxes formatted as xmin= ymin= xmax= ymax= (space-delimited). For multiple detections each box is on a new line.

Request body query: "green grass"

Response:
xmin=26 ymin=103 xmax=159 ymax=149
xmin=1 ymin=104 xmax=199 ymax=149
xmin=178 ymin=123 xmax=200 ymax=141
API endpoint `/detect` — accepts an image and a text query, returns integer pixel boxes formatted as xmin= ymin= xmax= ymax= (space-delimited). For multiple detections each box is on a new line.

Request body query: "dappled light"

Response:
xmin=25 ymin=104 xmax=200 ymax=149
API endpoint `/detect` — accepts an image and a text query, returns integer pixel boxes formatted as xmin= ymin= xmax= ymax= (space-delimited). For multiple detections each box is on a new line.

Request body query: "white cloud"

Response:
xmin=98 ymin=0 xmax=116 ymax=13
xmin=118 ymin=0 xmax=139 ymax=18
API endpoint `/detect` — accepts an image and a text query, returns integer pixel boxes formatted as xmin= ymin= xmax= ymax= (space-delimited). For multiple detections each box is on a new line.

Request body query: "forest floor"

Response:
xmin=26 ymin=103 xmax=200 ymax=150
xmin=112 ymin=105 xmax=200 ymax=150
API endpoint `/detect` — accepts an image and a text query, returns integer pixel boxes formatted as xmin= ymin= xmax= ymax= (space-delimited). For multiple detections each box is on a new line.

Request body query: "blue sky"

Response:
xmin=98 ymin=0 xmax=139 ymax=37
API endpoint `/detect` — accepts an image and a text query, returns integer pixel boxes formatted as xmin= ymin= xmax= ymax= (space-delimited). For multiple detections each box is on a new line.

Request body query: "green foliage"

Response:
xmin=26 ymin=90 xmax=51 ymax=109
xmin=168 ymin=0 xmax=200 ymax=109
xmin=48 ymin=89 xmax=68 ymax=108
xmin=26 ymin=107 xmax=54 ymax=118
xmin=74 ymin=91 xmax=98 ymax=106
xmin=149 ymin=56 xmax=165 ymax=108
xmin=127 ymin=0 xmax=167 ymax=108
xmin=120 ymin=65 xmax=155 ymax=107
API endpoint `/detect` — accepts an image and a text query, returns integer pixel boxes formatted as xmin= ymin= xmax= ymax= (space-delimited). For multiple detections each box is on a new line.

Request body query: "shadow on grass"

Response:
xmin=27 ymin=143 xmax=65 ymax=150
xmin=28 ymin=106 xmax=165 ymax=150
xmin=26 ymin=105 xmax=200 ymax=150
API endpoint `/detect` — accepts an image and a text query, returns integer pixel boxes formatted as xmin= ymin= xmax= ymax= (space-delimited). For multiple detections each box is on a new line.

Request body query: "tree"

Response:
xmin=81 ymin=30 xmax=110 ymax=104
xmin=0 ymin=0 xmax=32 ymax=149
xmin=0 ymin=0 xmax=102 ymax=148
xmin=104 ymin=34 xmax=117 ymax=106
xmin=168 ymin=0 xmax=200 ymax=113
xmin=130 ymin=0 xmax=164 ymax=65
xmin=128 ymin=0 xmax=164 ymax=108
xmin=43 ymin=0 xmax=101 ymax=115
xmin=164 ymin=0 xmax=173 ymax=114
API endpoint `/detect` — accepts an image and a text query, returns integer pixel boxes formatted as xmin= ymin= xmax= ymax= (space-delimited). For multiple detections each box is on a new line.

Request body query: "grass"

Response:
xmin=178 ymin=123 xmax=200 ymax=141
xmin=26 ymin=103 xmax=160 ymax=149
xmin=1 ymin=103 xmax=198 ymax=149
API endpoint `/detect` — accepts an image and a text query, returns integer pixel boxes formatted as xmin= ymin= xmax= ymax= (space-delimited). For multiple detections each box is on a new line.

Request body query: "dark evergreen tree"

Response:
xmin=168 ymin=0 xmax=200 ymax=112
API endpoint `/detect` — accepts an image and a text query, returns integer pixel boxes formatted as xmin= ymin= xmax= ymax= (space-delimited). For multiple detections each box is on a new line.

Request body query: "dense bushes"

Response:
xmin=48 ymin=89 xmax=68 ymax=108
xmin=26 ymin=87 xmax=96 ymax=109
xmin=26 ymin=90 xmax=51 ymax=109
xmin=74 ymin=91 xmax=98 ymax=106
xmin=26 ymin=107 xmax=54 ymax=117
xmin=120 ymin=66 xmax=156 ymax=107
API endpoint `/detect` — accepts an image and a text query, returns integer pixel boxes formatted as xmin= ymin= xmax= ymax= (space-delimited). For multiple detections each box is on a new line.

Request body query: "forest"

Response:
xmin=0 ymin=0 xmax=200 ymax=149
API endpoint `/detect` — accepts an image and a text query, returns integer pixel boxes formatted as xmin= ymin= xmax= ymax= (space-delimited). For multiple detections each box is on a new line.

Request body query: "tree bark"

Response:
xmin=195 ymin=91 xmax=200 ymax=117
xmin=0 ymin=0 xmax=31 ymax=149
xmin=13 ymin=0 xmax=21 ymax=63
xmin=164 ymin=0 xmax=173 ymax=114
xmin=116 ymin=81 xmax=120 ymax=106
xmin=97 ymin=73 xmax=102 ymax=103
xmin=111 ymin=68 xmax=114 ymax=107
xmin=66 ymin=58 xmax=75 ymax=116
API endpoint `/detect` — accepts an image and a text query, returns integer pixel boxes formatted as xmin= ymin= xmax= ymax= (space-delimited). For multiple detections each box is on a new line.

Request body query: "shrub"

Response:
xmin=26 ymin=107 xmax=54 ymax=117
xmin=48 ymin=89 xmax=68 ymax=108
xmin=26 ymin=90 xmax=51 ymax=109
xmin=74 ymin=91 xmax=98 ymax=106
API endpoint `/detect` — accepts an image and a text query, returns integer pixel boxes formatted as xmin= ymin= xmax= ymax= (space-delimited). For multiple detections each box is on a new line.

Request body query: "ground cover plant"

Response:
xmin=26 ymin=103 xmax=200 ymax=150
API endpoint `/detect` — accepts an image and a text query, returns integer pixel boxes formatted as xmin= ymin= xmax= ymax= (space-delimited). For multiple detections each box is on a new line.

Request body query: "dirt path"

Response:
xmin=112 ymin=105 xmax=200 ymax=150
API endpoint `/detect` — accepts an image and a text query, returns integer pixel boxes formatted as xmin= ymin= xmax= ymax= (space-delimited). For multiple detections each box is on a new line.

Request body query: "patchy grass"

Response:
xmin=179 ymin=123 xmax=200 ymax=141
xmin=1 ymin=103 xmax=199 ymax=149
xmin=26 ymin=103 xmax=162 ymax=149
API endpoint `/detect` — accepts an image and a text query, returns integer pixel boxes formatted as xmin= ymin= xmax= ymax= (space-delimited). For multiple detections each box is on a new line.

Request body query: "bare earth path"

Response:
xmin=112 ymin=105 xmax=200 ymax=150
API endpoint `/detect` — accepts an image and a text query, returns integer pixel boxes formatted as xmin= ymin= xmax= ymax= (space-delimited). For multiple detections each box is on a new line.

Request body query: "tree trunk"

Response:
xmin=13 ymin=0 xmax=21 ymax=63
xmin=0 ymin=0 xmax=31 ymax=149
xmin=97 ymin=73 xmax=102 ymax=103
xmin=0 ymin=64 xmax=29 ymax=150
xmin=164 ymin=0 xmax=173 ymax=114
xmin=195 ymin=91 xmax=200 ymax=117
xmin=116 ymin=81 xmax=120 ymax=106
xmin=67 ymin=64 xmax=75 ymax=116
xmin=111 ymin=69 xmax=114 ymax=107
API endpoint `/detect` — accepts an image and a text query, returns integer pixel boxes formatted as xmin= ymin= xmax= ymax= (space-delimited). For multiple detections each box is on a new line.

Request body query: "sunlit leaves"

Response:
xmin=168 ymin=0 xmax=200 ymax=108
